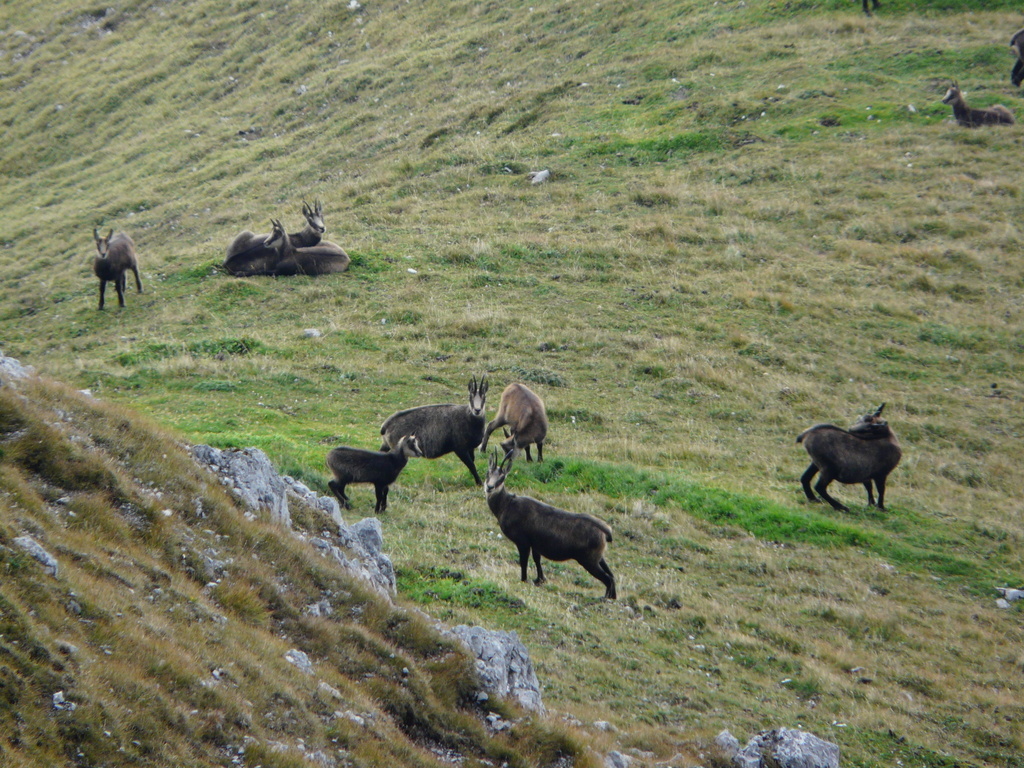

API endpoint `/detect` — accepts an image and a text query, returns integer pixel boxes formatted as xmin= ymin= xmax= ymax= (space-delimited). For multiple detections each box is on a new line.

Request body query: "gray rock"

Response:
xmin=14 ymin=536 xmax=59 ymax=577
xmin=734 ymin=728 xmax=839 ymax=768
xmin=0 ymin=351 xmax=34 ymax=385
xmin=284 ymin=649 xmax=314 ymax=675
xmin=605 ymin=751 xmax=632 ymax=768
xmin=448 ymin=625 xmax=544 ymax=714
xmin=191 ymin=445 xmax=290 ymax=527
xmin=715 ymin=729 xmax=740 ymax=758
xmin=996 ymin=586 xmax=1024 ymax=603
xmin=349 ymin=517 xmax=384 ymax=556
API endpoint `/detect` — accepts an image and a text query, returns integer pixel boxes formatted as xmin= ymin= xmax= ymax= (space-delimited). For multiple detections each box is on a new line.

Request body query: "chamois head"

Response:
xmin=848 ymin=403 xmax=891 ymax=438
xmin=265 ymin=219 xmax=287 ymax=249
xmin=93 ymin=228 xmax=115 ymax=258
xmin=942 ymin=83 xmax=961 ymax=105
xmin=301 ymin=199 xmax=325 ymax=235
xmin=468 ymin=375 xmax=489 ymax=417
xmin=485 ymin=450 xmax=513 ymax=495
xmin=399 ymin=433 xmax=425 ymax=458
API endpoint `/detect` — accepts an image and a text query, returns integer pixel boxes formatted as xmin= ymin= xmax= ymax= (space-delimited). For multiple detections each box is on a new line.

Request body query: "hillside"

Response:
xmin=2 ymin=0 xmax=1024 ymax=765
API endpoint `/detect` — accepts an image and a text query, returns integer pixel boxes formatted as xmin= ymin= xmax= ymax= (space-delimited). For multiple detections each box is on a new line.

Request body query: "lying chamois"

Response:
xmin=1011 ymin=29 xmax=1024 ymax=87
xmin=222 ymin=219 xmax=293 ymax=277
xmin=942 ymin=83 xmax=1014 ymax=127
xmin=380 ymin=376 xmax=488 ymax=485
xmin=480 ymin=382 xmax=548 ymax=461
xmin=484 ymin=451 xmax=616 ymax=599
xmin=92 ymin=228 xmax=142 ymax=310
xmin=278 ymin=198 xmax=350 ymax=275
xmin=797 ymin=404 xmax=902 ymax=512
xmin=288 ymin=200 xmax=326 ymax=248
xmin=326 ymin=434 xmax=423 ymax=513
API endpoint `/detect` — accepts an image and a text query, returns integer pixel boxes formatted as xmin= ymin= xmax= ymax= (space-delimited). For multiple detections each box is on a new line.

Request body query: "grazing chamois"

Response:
xmin=222 ymin=219 xmax=294 ymax=277
xmin=484 ymin=451 xmax=616 ymax=599
xmin=796 ymin=404 xmax=902 ymax=512
xmin=326 ymin=435 xmax=423 ymax=513
xmin=288 ymin=200 xmax=326 ymax=248
xmin=379 ymin=376 xmax=488 ymax=485
xmin=92 ymin=228 xmax=142 ymax=310
xmin=1011 ymin=28 xmax=1024 ymax=87
xmin=942 ymin=83 xmax=1015 ymax=127
xmin=479 ymin=382 xmax=548 ymax=461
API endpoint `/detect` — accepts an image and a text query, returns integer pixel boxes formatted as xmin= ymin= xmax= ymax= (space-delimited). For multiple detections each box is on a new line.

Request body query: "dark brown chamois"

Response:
xmin=92 ymin=228 xmax=142 ymax=310
xmin=222 ymin=219 xmax=294 ymax=277
xmin=942 ymin=83 xmax=1015 ymax=127
xmin=484 ymin=451 xmax=616 ymax=599
xmin=1011 ymin=28 xmax=1024 ymax=87
xmin=272 ymin=237 xmax=351 ymax=276
xmin=479 ymin=382 xmax=548 ymax=461
xmin=861 ymin=0 xmax=880 ymax=16
xmin=288 ymin=199 xmax=326 ymax=248
xmin=326 ymin=435 xmax=423 ymax=513
xmin=379 ymin=376 xmax=488 ymax=485
xmin=796 ymin=404 xmax=902 ymax=512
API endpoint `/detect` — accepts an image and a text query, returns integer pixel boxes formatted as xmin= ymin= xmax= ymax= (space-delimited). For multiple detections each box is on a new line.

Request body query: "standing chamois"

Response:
xmin=942 ymin=83 xmax=1015 ymax=127
xmin=484 ymin=451 xmax=616 ymax=599
xmin=92 ymin=228 xmax=142 ymax=310
xmin=326 ymin=435 xmax=423 ymax=513
xmin=222 ymin=219 xmax=294 ymax=277
xmin=1011 ymin=28 xmax=1024 ymax=87
xmin=480 ymin=382 xmax=548 ymax=461
xmin=796 ymin=404 xmax=902 ymax=512
xmin=379 ymin=376 xmax=488 ymax=485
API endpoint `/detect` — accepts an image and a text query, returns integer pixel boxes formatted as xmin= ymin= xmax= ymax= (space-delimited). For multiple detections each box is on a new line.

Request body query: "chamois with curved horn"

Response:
xmin=796 ymin=404 xmax=902 ymax=512
xmin=92 ymin=228 xmax=142 ymax=310
xmin=223 ymin=219 xmax=294 ymax=277
xmin=288 ymin=199 xmax=326 ymax=248
xmin=942 ymin=83 xmax=1015 ymax=127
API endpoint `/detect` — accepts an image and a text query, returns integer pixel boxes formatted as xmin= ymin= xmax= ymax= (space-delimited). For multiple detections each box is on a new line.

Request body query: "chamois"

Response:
xmin=326 ymin=434 xmax=423 ymax=513
xmin=222 ymin=219 xmax=294 ymax=277
xmin=796 ymin=404 xmax=902 ymax=512
xmin=1011 ymin=28 xmax=1024 ymax=87
xmin=273 ymin=238 xmax=351 ymax=276
xmin=860 ymin=0 xmax=880 ymax=15
xmin=288 ymin=200 xmax=326 ymax=248
xmin=92 ymin=228 xmax=142 ymax=310
xmin=479 ymin=382 xmax=548 ymax=461
xmin=379 ymin=376 xmax=488 ymax=485
xmin=942 ymin=83 xmax=1015 ymax=127
xmin=484 ymin=451 xmax=616 ymax=599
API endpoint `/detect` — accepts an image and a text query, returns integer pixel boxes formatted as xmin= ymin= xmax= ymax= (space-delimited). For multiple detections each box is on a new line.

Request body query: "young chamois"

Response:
xmin=92 ymin=228 xmax=142 ymax=310
xmin=1011 ymin=28 xmax=1024 ymax=87
xmin=479 ymin=382 xmax=548 ymax=461
xmin=326 ymin=434 xmax=423 ymax=513
xmin=942 ymin=83 xmax=1015 ymax=127
xmin=484 ymin=451 xmax=616 ymax=599
xmin=796 ymin=404 xmax=902 ymax=512
xmin=222 ymin=219 xmax=294 ymax=277
xmin=379 ymin=376 xmax=488 ymax=485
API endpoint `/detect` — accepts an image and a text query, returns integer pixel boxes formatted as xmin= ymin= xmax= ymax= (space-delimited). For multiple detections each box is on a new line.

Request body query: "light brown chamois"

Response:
xmin=92 ymin=228 xmax=142 ymax=310
xmin=222 ymin=219 xmax=294 ymax=277
xmin=326 ymin=435 xmax=423 ymax=514
xmin=1011 ymin=28 xmax=1024 ymax=87
xmin=797 ymin=404 xmax=902 ymax=512
xmin=484 ymin=451 xmax=616 ymax=599
xmin=942 ymin=83 xmax=1015 ymax=127
xmin=479 ymin=382 xmax=548 ymax=461
xmin=380 ymin=376 xmax=488 ymax=485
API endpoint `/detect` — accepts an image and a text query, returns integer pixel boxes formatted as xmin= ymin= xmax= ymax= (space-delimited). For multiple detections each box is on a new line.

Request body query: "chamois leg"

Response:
xmin=800 ymin=464 xmax=821 ymax=503
xmin=813 ymin=470 xmax=850 ymax=513
xmin=114 ymin=274 xmax=126 ymax=307
xmin=863 ymin=481 xmax=876 ymax=507
xmin=517 ymin=543 xmax=531 ymax=582
xmin=581 ymin=558 xmax=617 ymax=599
xmin=1012 ymin=58 xmax=1024 ymax=88
xmin=454 ymin=447 xmax=483 ymax=485
xmin=98 ymin=280 xmax=108 ymax=310
xmin=479 ymin=417 xmax=507 ymax=452
xmin=132 ymin=266 xmax=143 ymax=293
xmin=374 ymin=484 xmax=389 ymax=514
xmin=524 ymin=444 xmax=534 ymax=462
xmin=536 ymin=441 xmax=544 ymax=462
xmin=532 ymin=549 xmax=546 ymax=585
xmin=873 ymin=475 xmax=888 ymax=510
xmin=328 ymin=479 xmax=351 ymax=510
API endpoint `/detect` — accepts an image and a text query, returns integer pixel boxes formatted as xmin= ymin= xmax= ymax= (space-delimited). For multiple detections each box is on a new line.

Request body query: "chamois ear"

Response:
xmin=315 ymin=199 xmax=323 ymax=214
xmin=93 ymin=228 xmax=100 ymax=243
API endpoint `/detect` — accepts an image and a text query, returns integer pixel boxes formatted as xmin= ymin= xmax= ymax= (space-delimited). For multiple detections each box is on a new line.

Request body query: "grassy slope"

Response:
xmin=2 ymin=0 xmax=1024 ymax=765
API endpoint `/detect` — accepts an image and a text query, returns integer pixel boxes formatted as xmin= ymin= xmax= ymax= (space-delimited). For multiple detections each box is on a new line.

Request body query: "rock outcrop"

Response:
xmin=447 ymin=625 xmax=545 ymax=714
